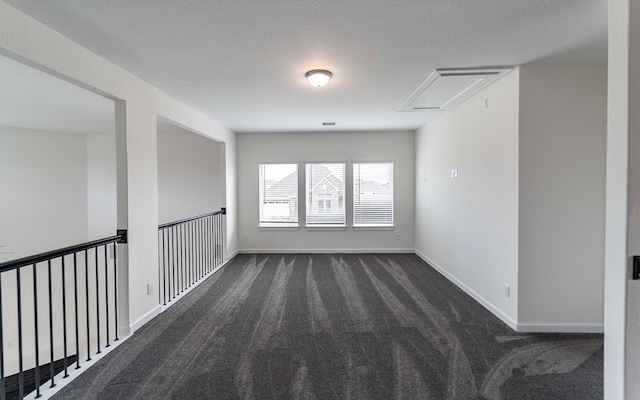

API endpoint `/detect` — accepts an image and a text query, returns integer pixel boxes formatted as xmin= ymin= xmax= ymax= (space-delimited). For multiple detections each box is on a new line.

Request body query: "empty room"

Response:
xmin=0 ymin=0 xmax=637 ymax=399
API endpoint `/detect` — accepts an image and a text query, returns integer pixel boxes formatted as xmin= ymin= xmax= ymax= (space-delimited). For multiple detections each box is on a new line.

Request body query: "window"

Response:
xmin=259 ymin=164 xmax=298 ymax=225
xmin=353 ymin=163 xmax=393 ymax=226
xmin=306 ymin=163 xmax=345 ymax=225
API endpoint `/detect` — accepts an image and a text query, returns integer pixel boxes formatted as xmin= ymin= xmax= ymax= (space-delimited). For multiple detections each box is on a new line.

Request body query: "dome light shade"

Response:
xmin=305 ymin=69 xmax=332 ymax=87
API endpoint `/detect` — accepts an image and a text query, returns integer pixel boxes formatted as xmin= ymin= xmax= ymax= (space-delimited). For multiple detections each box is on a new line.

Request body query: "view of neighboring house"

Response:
xmin=262 ymin=171 xmax=298 ymax=222
xmin=307 ymin=164 xmax=344 ymax=218
xmin=261 ymin=164 xmax=345 ymax=224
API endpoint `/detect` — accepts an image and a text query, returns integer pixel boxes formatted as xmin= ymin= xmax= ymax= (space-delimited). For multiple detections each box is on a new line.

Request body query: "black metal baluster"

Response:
xmin=193 ymin=221 xmax=197 ymax=281
xmin=95 ymin=249 xmax=101 ymax=354
xmin=174 ymin=226 xmax=179 ymax=296
xmin=61 ymin=256 xmax=69 ymax=378
xmin=33 ymin=262 xmax=41 ymax=397
xmin=212 ymin=215 xmax=216 ymax=268
xmin=113 ymin=242 xmax=119 ymax=341
xmin=214 ymin=214 xmax=218 ymax=267
xmin=174 ymin=226 xmax=178 ymax=297
xmin=159 ymin=231 xmax=163 ymax=305
xmin=163 ymin=229 xmax=168 ymax=305
xmin=47 ymin=260 xmax=55 ymax=388
xmin=222 ymin=213 xmax=225 ymax=263
xmin=215 ymin=214 xmax=219 ymax=266
xmin=179 ymin=224 xmax=183 ymax=293
xmin=214 ymin=215 xmax=219 ymax=267
xmin=104 ymin=245 xmax=110 ymax=348
xmin=207 ymin=216 xmax=211 ymax=273
xmin=73 ymin=253 xmax=80 ymax=369
xmin=85 ymin=251 xmax=91 ymax=361
xmin=171 ymin=227 xmax=175 ymax=300
xmin=218 ymin=213 xmax=222 ymax=266
xmin=176 ymin=225 xmax=180 ymax=294
xmin=163 ymin=229 xmax=171 ymax=304
xmin=176 ymin=225 xmax=181 ymax=294
xmin=203 ymin=218 xmax=207 ymax=274
xmin=198 ymin=219 xmax=202 ymax=279
xmin=187 ymin=222 xmax=195 ymax=285
xmin=17 ymin=267 xmax=24 ymax=399
xmin=201 ymin=218 xmax=205 ymax=276
xmin=0 ymin=273 xmax=4 ymax=400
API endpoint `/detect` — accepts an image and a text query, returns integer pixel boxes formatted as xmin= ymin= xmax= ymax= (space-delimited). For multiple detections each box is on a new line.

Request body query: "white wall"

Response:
xmin=157 ymin=131 xmax=222 ymax=224
xmin=0 ymin=1 xmax=237 ymax=331
xmin=0 ymin=126 xmax=88 ymax=261
xmin=518 ymin=64 xmax=606 ymax=330
xmin=415 ymin=69 xmax=521 ymax=326
xmin=87 ymin=134 xmax=117 ymax=239
xmin=237 ymin=131 xmax=415 ymax=252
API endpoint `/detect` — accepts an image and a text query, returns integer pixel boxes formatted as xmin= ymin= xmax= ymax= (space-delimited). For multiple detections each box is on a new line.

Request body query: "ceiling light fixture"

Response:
xmin=305 ymin=69 xmax=332 ymax=88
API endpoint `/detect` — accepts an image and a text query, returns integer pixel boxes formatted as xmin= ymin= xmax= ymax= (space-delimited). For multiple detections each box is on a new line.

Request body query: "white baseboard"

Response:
xmin=226 ymin=249 xmax=239 ymax=260
xmin=414 ymin=250 xmax=604 ymax=334
xmin=237 ymin=248 xmax=415 ymax=254
xmin=516 ymin=323 xmax=604 ymax=333
xmin=414 ymin=250 xmax=519 ymax=331
xmin=130 ymin=305 xmax=162 ymax=333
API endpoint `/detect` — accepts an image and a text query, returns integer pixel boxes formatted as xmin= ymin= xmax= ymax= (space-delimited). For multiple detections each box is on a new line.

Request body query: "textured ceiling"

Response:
xmin=5 ymin=0 xmax=607 ymax=133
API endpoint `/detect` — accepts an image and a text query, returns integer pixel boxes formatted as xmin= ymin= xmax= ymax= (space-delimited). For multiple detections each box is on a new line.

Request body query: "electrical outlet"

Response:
xmin=243 ymin=234 xmax=248 ymax=242
xmin=395 ymin=234 xmax=401 ymax=240
xmin=504 ymin=284 xmax=510 ymax=298
xmin=147 ymin=282 xmax=153 ymax=295
xmin=451 ymin=168 xmax=458 ymax=178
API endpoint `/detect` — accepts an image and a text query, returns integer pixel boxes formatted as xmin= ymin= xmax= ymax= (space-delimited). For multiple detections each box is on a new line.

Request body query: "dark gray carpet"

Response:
xmin=52 ymin=254 xmax=603 ymax=399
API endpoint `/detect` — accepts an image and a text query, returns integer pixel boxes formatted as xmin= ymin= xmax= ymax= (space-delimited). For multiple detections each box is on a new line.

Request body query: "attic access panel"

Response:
xmin=400 ymin=67 xmax=512 ymax=112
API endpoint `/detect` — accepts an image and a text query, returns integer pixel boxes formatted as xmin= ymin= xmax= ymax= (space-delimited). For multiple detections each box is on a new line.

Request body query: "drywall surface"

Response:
xmin=414 ymin=69 xmax=520 ymax=326
xmin=0 ymin=1 xmax=237 ymax=329
xmin=518 ymin=64 xmax=606 ymax=330
xmin=157 ymin=131 xmax=222 ymax=224
xmin=0 ymin=126 xmax=88 ymax=261
xmin=87 ymin=134 xmax=117 ymax=239
xmin=237 ymin=131 xmax=415 ymax=252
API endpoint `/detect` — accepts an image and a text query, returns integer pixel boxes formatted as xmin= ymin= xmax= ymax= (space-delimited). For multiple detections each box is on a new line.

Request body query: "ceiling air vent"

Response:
xmin=400 ymin=66 xmax=512 ymax=112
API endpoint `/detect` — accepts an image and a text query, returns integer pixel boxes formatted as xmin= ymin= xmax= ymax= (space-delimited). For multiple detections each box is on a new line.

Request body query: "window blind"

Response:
xmin=353 ymin=163 xmax=393 ymax=226
xmin=259 ymin=164 xmax=298 ymax=224
xmin=306 ymin=163 xmax=345 ymax=225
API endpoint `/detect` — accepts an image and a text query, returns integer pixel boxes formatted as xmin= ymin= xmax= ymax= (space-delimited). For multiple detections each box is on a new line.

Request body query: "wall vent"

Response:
xmin=400 ymin=66 xmax=512 ymax=112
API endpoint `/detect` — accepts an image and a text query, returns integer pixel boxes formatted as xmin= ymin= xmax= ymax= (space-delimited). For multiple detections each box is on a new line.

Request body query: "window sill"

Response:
xmin=258 ymin=223 xmax=300 ymax=231
xmin=352 ymin=225 xmax=395 ymax=231
xmin=305 ymin=225 xmax=347 ymax=231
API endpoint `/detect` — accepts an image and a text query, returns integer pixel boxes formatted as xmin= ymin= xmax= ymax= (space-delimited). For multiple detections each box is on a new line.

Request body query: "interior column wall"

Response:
xmin=518 ymin=64 xmax=607 ymax=331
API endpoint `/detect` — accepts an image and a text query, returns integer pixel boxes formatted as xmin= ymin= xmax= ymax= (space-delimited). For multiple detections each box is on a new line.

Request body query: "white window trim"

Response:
xmin=259 ymin=163 xmax=299 ymax=226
